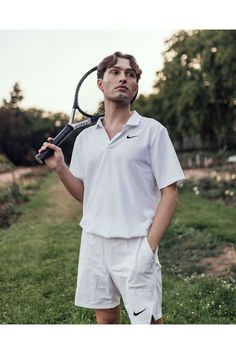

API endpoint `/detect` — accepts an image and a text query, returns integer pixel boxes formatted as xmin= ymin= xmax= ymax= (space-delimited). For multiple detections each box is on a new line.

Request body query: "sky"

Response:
xmin=0 ymin=0 xmax=234 ymax=116
xmin=0 ymin=30 xmax=175 ymax=114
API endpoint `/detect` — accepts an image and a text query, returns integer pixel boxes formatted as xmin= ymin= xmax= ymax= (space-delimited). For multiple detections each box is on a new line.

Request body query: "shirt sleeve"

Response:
xmin=150 ymin=126 xmax=185 ymax=189
xmin=69 ymin=134 xmax=84 ymax=180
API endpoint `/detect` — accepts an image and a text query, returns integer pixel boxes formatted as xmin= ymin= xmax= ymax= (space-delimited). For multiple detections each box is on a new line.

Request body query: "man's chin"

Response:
xmin=111 ymin=94 xmax=132 ymax=103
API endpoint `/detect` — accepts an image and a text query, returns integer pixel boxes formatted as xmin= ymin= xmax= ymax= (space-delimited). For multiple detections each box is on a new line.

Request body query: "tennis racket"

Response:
xmin=35 ymin=66 xmax=104 ymax=164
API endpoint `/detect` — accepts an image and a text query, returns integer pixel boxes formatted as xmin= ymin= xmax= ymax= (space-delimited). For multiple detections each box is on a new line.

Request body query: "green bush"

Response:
xmin=0 ymin=181 xmax=28 ymax=228
xmin=0 ymin=203 xmax=20 ymax=228
xmin=181 ymin=170 xmax=236 ymax=206
xmin=10 ymin=181 xmax=29 ymax=204
xmin=0 ymin=153 xmax=14 ymax=173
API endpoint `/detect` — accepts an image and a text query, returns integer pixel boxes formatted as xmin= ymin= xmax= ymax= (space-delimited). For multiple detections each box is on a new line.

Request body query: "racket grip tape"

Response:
xmin=35 ymin=124 xmax=74 ymax=164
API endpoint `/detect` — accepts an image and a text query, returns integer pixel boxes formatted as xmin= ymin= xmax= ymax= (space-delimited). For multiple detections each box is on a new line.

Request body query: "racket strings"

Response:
xmin=77 ymin=70 xmax=104 ymax=117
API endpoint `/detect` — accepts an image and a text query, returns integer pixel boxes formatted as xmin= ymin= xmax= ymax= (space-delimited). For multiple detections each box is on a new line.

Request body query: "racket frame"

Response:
xmin=35 ymin=66 xmax=100 ymax=164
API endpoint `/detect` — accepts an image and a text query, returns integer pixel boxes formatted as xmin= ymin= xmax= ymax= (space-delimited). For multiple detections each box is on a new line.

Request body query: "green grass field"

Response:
xmin=0 ymin=172 xmax=235 ymax=324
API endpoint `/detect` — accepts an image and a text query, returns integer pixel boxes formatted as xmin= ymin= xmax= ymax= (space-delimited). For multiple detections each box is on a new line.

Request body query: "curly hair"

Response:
xmin=97 ymin=51 xmax=142 ymax=82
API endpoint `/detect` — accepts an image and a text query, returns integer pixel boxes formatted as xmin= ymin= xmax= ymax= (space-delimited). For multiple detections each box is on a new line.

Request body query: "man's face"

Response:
xmin=97 ymin=57 xmax=138 ymax=104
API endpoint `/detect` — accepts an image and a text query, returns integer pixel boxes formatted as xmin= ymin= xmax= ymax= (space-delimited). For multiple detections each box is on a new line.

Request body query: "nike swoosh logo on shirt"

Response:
xmin=127 ymin=135 xmax=138 ymax=139
xmin=133 ymin=308 xmax=146 ymax=316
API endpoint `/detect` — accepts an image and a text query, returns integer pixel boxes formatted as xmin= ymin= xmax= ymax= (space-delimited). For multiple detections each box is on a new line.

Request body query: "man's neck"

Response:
xmin=103 ymin=101 xmax=133 ymax=128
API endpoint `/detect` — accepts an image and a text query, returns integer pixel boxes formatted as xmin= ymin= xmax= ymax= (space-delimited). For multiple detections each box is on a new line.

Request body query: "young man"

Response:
xmin=39 ymin=52 xmax=185 ymax=324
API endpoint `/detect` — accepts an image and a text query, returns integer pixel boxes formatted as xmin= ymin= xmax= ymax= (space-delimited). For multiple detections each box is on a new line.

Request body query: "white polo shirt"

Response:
xmin=70 ymin=111 xmax=185 ymax=238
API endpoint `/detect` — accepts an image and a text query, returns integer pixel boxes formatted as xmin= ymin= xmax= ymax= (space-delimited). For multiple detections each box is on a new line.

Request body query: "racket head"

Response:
xmin=72 ymin=66 xmax=104 ymax=120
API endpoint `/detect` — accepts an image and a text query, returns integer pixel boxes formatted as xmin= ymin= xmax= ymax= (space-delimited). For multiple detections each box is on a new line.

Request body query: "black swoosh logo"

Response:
xmin=127 ymin=135 xmax=138 ymax=139
xmin=133 ymin=308 xmax=146 ymax=316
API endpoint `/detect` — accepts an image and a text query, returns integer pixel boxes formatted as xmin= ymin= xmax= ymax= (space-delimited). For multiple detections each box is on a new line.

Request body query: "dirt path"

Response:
xmin=0 ymin=167 xmax=33 ymax=185
xmin=200 ymin=246 xmax=236 ymax=277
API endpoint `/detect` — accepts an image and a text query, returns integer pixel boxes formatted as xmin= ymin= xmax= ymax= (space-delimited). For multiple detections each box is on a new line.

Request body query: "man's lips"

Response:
xmin=115 ymin=85 xmax=129 ymax=91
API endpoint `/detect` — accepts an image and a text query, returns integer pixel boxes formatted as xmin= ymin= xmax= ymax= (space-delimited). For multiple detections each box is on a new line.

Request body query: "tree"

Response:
xmin=2 ymin=82 xmax=24 ymax=109
xmin=0 ymin=83 xmax=71 ymax=165
xmin=135 ymin=30 xmax=236 ymax=150
xmin=0 ymin=107 xmax=31 ymax=165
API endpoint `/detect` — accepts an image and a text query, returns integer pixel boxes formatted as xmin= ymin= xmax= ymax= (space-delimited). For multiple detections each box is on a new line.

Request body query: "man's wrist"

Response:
xmin=147 ymin=234 xmax=160 ymax=253
xmin=54 ymin=162 xmax=67 ymax=175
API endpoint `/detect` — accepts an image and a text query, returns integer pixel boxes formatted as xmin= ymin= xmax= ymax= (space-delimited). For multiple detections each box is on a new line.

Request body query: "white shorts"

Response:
xmin=75 ymin=230 xmax=162 ymax=324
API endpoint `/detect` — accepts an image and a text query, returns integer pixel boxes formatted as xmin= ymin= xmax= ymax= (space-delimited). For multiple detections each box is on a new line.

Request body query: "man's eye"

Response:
xmin=128 ymin=71 xmax=136 ymax=78
xmin=111 ymin=70 xmax=119 ymax=75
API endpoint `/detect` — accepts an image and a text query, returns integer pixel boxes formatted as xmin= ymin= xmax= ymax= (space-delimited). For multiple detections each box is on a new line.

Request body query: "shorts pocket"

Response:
xmin=143 ymin=237 xmax=161 ymax=268
xmin=143 ymin=237 xmax=155 ymax=259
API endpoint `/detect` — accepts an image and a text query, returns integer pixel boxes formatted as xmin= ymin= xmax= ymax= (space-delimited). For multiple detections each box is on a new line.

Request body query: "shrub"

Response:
xmin=181 ymin=170 xmax=236 ymax=207
xmin=0 ymin=153 xmax=14 ymax=173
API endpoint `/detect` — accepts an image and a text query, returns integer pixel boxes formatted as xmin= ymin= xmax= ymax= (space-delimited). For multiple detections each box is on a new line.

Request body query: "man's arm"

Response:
xmin=38 ymin=141 xmax=84 ymax=203
xmin=54 ymin=163 xmax=84 ymax=203
xmin=147 ymin=182 xmax=179 ymax=252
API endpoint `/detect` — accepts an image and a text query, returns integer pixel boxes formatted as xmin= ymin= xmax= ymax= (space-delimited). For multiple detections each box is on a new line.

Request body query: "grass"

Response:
xmin=0 ymin=173 xmax=235 ymax=324
xmin=0 ymin=173 xmax=95 ymax=324
xmin=159 ymin=189 xmax=236 ymax=324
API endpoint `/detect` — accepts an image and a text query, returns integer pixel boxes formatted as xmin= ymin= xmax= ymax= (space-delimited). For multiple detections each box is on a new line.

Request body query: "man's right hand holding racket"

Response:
xmin=38 ymin=137 xmax=84 ymax=203
xmin=38 ymin=137 xmax=65 ymax=172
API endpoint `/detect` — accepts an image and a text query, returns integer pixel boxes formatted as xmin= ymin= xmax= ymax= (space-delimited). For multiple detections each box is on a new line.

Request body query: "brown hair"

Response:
xmin=97 ymin=51 xmax=142 ymax=82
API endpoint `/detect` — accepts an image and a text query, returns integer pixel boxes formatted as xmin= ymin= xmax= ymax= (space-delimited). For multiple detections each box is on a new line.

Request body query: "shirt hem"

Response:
xmin=158 ymin=175 xmax=186 ymax=189
xmin=80 ymin=226 xmax=148 ymax=239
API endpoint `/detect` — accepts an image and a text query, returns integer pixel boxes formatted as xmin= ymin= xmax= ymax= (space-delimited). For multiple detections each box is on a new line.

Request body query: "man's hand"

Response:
xmin=38 ymin=137 xmax=84 ymax=203
xmin=38 ymin=137 xmax=65 ymax=172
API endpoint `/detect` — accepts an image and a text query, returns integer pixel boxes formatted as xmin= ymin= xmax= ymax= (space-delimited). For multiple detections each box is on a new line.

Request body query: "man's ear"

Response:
xmin=97 ymin=79 xmax=104 ymax=92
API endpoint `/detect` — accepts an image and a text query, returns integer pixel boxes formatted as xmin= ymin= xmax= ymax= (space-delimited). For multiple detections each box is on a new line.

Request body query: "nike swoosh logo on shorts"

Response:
xmin=127 ymin=135 xmax=138 ymax=139
xmin=133 ymin=308 xmax=146 ymax=316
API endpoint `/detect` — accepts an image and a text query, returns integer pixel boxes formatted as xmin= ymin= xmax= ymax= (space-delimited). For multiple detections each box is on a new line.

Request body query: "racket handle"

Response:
xmin=35 ymin=124 xmax=74 ymax=164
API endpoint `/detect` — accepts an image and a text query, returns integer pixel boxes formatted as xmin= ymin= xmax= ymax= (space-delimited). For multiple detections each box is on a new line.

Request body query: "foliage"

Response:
xmin=134 ymin=30 xmax=236 ymax=150
xmin=0 ymin=153 xmax=14 ymax=173
xmin=0 ymin=168 xmax=48 ymax=228
xmin=0 ymin=182 xmax=27 ymax=228
xmin=2 ymin=82 xmax=24 ymax=109
xmin=0 ymin=84 xmax=71 ymax=165
xmin=181 ymin=169 xmax=236 ymax=207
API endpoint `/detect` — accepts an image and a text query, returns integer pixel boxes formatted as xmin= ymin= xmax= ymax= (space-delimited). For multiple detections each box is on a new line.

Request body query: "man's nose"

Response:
xmin=119 ymin=72 xmax=127 ymax=82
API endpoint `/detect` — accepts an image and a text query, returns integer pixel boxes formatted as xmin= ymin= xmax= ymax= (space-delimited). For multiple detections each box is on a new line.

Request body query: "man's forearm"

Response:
xmin=55 ymin=163 xmax=84 ymax=203
xmin=147 ymin=183 xmax=179 ymax=252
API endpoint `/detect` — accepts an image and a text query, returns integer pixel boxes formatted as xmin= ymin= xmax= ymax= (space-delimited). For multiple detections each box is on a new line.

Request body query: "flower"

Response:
xmin=193 ymin=186 xmax=200 ymax=195
xmin=211 ymin=171 xmax=217 ymax=177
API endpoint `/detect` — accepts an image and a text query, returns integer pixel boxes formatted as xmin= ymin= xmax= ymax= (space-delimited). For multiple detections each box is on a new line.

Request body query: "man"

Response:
xmin=39 ymin=52 xmax=185 ymax=324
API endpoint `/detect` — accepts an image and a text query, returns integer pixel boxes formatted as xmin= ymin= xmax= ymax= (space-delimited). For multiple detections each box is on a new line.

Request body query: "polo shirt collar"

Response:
xmin=125 ymin=111 xmax=142 ymax=126
xmin=95 ymin=111 xmax=142 ymax=128
xmin=96 ymin=118 xmax=104 ymax=128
